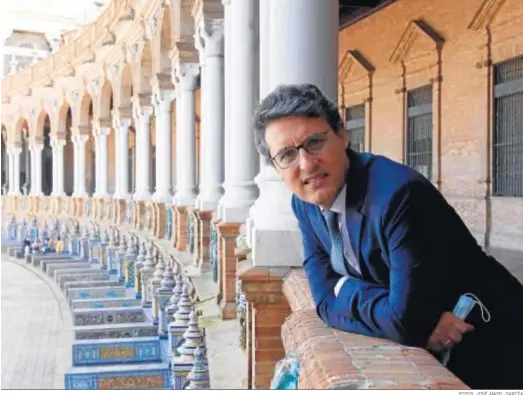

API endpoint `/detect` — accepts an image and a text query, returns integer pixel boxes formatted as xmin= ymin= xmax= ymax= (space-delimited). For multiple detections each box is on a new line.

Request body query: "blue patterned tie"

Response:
xmin=323 ymin=210 xmax=350 ymax=277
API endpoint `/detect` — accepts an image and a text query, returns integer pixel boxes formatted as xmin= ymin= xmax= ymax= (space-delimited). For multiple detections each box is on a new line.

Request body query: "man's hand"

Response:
xmin=427 ymin=312 xmax=474 ymax=354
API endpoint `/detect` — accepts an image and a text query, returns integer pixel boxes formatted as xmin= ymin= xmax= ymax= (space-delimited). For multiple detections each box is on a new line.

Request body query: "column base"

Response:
xmin=252 ymin=227 xmax=303 ymax=267
xmin=133 ymin=191 xmax=151 ymax=201
xmin=238 ymin=262 xmax=291 ymax=389
xmin=221 ymin=205 xmax=251 ymax=224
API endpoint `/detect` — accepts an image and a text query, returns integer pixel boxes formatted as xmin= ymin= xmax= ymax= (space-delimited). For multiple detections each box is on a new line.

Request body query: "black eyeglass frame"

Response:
xmin=269 ymin=130 xmax=330 ymax=169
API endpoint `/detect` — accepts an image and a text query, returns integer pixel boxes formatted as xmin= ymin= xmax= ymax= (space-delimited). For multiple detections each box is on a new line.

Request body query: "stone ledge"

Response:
xmin=281 ymin=269 xmax=469 ymax=390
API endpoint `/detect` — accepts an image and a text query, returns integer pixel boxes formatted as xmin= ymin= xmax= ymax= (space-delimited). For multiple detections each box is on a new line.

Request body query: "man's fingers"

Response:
xmin=454 ymin=319 xmax=474 ymax=334
xmin=447 ymin=327 xmax=463 ymax=344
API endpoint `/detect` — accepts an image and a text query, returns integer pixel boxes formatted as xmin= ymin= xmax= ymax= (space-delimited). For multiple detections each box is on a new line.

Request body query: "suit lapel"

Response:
xmin=344 ymin=149 xmax=373 ymax=279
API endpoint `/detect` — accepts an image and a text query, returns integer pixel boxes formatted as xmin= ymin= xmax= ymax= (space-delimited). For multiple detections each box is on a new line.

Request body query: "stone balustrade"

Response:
xmin=2 ymin=194 xmax=211 ymax=390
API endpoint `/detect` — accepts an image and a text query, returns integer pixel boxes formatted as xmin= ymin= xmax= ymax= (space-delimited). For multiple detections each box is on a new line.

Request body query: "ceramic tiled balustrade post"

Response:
xmin=157 ymin=260 xmax=175 ymax=338
xmin=168 ymin=284 xmax=192 ymax=359
xmin=172 ymin=309 xmax=204 ymax=389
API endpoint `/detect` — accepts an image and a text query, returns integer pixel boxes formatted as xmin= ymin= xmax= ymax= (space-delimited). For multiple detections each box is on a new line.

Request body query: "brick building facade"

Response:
xmin=338 ymin=0 xmax=523 ymax=279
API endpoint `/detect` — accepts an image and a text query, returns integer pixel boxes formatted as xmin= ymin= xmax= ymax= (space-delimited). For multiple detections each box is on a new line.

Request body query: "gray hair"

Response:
xmin=252 ymin=83 xmax=345 ymax=165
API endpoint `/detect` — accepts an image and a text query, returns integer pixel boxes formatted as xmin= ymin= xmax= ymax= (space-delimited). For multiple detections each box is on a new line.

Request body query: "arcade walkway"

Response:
xmin=1 ymin=257 xmax=74 ymax=389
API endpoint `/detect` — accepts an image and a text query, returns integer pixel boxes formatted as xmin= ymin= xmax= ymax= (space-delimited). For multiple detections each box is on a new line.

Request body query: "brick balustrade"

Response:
xmin=281 ymin=269 xmax=470 ymax=390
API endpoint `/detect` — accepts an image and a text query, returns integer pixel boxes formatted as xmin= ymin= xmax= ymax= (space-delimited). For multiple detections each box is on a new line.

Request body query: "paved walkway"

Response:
xmin=1 ymin=257 xmax=74 ymax=389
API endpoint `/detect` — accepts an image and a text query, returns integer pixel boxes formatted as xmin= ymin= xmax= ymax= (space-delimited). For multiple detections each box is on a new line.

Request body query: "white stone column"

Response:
xmin=8 ymin=147 xmax=21 ymax=196
xmin=73 ymin=135 xmax=88 ymax=197
xmin=173 ymin=63 xmax=200 ymax=206
xmin=220 ymin=0 xmax=232 ymax=215
xmin=94 ymin=128 xmax=110 ymax=197
xmin=152 ymin=90 xmax=175 ymax=203
xmin=113 ymin=119 xmax=131 ymax=199
xmin=133 ymin=106 xmax=153 ymax=200
xmin=93 ymin=132 xmax=100 ymax=195
xmin=249 ymin=0 xmax=339 ymax=267
xmin=219 ymin=0 xmax=259 ymax=223
xmin=30 ymin=143 xmax=43 ymax=196
xmin=195 ymin=20 xmax=225 ymax=211
xmin=51 ymin=138 xmax=66 ymax=196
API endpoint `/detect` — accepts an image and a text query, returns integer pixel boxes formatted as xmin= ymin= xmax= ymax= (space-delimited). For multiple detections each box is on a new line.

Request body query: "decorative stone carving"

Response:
xmin=69 ymin=90 xmax=80 ymax=104
xmin=149 ymin=8 xmax=160 ymax=38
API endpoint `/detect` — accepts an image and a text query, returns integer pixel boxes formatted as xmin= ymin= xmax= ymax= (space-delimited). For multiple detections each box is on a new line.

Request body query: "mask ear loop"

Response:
xmin=464 ymin=293 xmax=491 ymax=323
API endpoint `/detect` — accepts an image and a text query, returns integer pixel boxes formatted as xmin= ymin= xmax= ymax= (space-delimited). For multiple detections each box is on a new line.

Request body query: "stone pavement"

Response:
xmin=1 ymin=256 xmax=74 ymax=389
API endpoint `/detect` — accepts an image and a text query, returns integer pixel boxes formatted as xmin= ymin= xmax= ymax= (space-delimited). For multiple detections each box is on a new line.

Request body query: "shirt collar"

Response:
xmin=320 ymin=184 xmax=347 ymax=214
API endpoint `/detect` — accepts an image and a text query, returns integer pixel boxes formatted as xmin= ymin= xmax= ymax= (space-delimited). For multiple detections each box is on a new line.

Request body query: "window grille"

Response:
xmin=346 ymin=104 xmax=365 ymax=152
xmin=493 ymin=55 xmax=523 ymax=197
xmin=406 ymin=85 xmax=433 ymax=180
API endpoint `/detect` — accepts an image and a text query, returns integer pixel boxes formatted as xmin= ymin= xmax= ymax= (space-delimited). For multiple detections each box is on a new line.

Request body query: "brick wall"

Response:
xmin=281 ymin=269 xmax=468 ymax=389
xmin=338 ymin=0 xmax=523 ymax=279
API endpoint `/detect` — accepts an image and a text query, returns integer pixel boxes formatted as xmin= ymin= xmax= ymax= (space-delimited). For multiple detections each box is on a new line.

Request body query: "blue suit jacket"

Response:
xmin=291 ymin=149 xmax=523 ymax=349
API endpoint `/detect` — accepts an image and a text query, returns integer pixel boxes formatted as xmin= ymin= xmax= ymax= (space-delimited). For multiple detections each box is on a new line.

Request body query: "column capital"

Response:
xmin=73 ymin=134 xmax=89 ymax=145
xmin=30 ymin=143 xmax=44 ymax=152
xmin=174 ymin=62 xmax=200 ymax=91
xmin=94 ymin=127 xmax=112 ymax=137
xmin=133 ymin=105 xmax=154 ymax=121
xmin=195 ymin=18 xmax=225 ymax=57
xmin=51 ymin=138 xmax=66 ymax=148
xmin=151 ymin=89 xmax=176 ymax=111
xmin=113 ymin=118 xmax=132 ymax=130
xmin=8 ymin=146 xmax=22 ymax=155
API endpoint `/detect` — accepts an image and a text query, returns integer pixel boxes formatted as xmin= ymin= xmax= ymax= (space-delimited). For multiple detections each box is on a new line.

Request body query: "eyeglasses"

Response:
xmin=270 ymin=131 xmax=329 ymax=169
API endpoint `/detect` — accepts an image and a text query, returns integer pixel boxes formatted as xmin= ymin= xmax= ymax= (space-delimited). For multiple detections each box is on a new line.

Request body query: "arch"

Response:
xmin=119 ymin=63 xmax=133 ymax=108
xmin=156 ymin=6 xmax=172 ymax=75
xmin=79 ymin=93 xmax=93 ymax=126
xmin=15 ymin=117 xmax=29 ymax=137
xmin=64 ymin=107 xmax=74 ymax=195
xmin=98 ymin=81 xmax=114 ymax=120
xmin=135 ymin=41 xmax=153 ymax=95
xmin=1 ymin=125 xmax=7 ymax=190
xmin=42 ymin=115 xmax=53 ymax=196
xmin=57 ymin=102 xmax=72 ymax=133
xmin=35 ymin=110 xmax=50 ymax=138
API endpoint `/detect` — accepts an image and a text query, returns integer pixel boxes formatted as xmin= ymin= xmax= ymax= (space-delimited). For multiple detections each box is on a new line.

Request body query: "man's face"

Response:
xmin=265 ymin=115 xmax=349 ymax=208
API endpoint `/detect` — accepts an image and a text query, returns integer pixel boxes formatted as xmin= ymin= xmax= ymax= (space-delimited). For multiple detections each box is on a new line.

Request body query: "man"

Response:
xmin=252 ymin=83 xmax=523 ymax=389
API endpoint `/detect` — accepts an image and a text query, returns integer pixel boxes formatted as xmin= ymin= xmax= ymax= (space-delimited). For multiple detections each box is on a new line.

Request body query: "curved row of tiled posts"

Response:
xmin=1 ymin=212 xmax=211 ymax=390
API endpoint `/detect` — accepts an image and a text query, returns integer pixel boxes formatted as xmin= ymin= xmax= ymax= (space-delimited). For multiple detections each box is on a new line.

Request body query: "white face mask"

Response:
xmin=441 ymin=293 xmax=491 ymax=366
